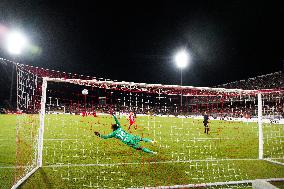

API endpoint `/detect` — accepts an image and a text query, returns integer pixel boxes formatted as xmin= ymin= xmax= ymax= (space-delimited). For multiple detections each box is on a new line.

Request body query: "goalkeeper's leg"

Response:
xmin=135 ymin=136 xmax=156 ymax=144
xmin=141 ymin=137 xmax=156 ymax=144
xmin=131 ymin=144 xmax=157 ymax=154
xmin=141 ymin=147 xmax=156 ymax=154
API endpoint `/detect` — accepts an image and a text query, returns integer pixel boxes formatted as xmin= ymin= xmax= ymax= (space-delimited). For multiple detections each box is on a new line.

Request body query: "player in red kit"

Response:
xmin=128 ymin=112 xmax=138 ymax=130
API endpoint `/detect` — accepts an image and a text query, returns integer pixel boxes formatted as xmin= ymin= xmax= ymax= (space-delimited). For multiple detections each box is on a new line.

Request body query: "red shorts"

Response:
xmin=130 ymin=120 xmax=135 ymax=126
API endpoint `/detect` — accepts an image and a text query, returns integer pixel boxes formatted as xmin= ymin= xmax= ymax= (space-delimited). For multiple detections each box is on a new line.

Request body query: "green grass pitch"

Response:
xmin=0 ymin=114 xmax=283 ymax=189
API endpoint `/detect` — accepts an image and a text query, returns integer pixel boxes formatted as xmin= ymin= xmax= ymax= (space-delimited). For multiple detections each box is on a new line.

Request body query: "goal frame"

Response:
xmin=11 ymin=76 xmax=283 ymax=189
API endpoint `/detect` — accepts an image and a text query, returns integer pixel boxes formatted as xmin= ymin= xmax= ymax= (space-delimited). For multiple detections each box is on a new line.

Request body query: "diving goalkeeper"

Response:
xmin=94 ymin=113 xmax=157 ymax=154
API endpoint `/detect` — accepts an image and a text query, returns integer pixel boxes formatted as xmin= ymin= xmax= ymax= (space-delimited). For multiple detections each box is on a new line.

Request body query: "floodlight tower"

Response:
xmin=5 ymin=31 xmax=29 ymax=109
xmin=174 ymin=49 xmax=190 ymax=112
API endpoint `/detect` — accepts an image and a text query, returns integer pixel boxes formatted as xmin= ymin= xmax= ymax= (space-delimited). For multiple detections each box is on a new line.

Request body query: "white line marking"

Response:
xmin=2 ymin=159 xmax=283 ymax=169
xmin=11 ymin=166 xmax=39 ymax=189
xmin=265 ymin=158 xmax=284 ymax=166
xmin=193 ymin=137 xmax=231 ymax=140
xmin=0 ymin=165 xmax=35 ymax=169
xmin=41 ymin=158 xmax=259 ymax=168
xmin=44 ymin=139 xmax=78 ymax=141
xmin=128 ymin=178 xmax=284 ymax=189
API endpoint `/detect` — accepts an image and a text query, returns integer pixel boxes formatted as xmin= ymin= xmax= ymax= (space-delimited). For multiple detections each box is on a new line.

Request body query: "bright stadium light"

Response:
xmin=5 ymin=31 xmax=28 ymax=55
xmin=174 ymin=50 xmax=190 ymax=69
xmin=174 ymin=49 xmax=191 ymax=112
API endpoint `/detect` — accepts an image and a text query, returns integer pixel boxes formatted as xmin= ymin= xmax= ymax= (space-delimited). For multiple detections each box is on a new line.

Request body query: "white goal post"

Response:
xmin=258 ymin=93 xmax=263 ymax=160
xmin=11 ymin=78 xmax=47 ymax=189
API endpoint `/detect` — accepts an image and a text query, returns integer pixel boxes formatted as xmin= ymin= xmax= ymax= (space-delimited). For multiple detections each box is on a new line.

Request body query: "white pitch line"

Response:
xmin=264 ymin=158 xmax=284 ymax=166
xmin=3 ymin=158 xmax=282 ymax=169
xmin=128 ymin=178 xmax=284 ymax=189
xmin=0 ymin=165 xmax=35 ymax=169
xmin=0 ymin=158 xmax=260 ymax=169
xmin=44 ymin=139 xmax=79 ymax=141
xmin=42 ymin=158 xmax=259 ymax=168
xmin=11 ymin=166 xmax=39 ymax=189
xmin=266 ymin=158 xmax=284 ymax=160
xmin=193 ymin=137 xmax=231 ymax=140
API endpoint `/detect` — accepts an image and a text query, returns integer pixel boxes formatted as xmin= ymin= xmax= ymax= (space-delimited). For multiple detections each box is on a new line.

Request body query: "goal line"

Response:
xmin=43 ymin=158 xmax=259 ymax=168
xmin=3 ymin=157 xmax=283 ymax=169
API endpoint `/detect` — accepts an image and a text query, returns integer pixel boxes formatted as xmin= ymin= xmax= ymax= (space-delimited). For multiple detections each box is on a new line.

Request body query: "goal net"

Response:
xmin=10 ymin=63 xmax=284 ymax=189
xmin=261 ymin=91 xmax=284 ymax=165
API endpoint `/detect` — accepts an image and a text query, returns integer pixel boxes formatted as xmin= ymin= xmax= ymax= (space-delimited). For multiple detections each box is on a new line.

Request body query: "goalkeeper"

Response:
xmin=94 ymin=114 xmax=157 ymax=154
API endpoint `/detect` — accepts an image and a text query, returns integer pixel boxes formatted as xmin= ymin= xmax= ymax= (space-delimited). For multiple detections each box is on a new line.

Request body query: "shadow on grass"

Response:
xmin=39 ymin=168 xmax=53 ymax=189
xmin=270 ymin=181 xmax=284 ymax=189
xmin=19 ymin=168 xmax=53 ymax=189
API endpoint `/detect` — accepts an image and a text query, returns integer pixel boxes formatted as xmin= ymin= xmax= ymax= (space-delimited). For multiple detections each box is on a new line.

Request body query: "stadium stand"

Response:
xmin=215 ymin=71 xmax=283 ymax=90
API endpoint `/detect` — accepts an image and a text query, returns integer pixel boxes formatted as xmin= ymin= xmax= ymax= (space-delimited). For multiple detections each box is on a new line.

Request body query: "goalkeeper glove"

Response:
xmin=94 ymin=131 xmax=100 ymax=137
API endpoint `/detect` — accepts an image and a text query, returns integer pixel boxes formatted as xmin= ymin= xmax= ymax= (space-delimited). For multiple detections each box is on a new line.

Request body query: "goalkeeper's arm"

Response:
xmin=112 ymin=114 xmax=121 ymax=128
xmin=94 ymin=131 xmax=115 ymax=139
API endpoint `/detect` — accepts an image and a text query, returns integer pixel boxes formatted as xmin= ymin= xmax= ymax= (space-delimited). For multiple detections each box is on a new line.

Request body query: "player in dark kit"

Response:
xmin=94 ymin=113 xmax=157 ymax=154
xmin=203 ymin=112 xmax=209 ymax=134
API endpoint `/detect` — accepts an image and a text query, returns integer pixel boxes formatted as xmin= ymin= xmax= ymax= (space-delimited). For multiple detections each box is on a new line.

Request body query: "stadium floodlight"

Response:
xmin=174 ymin=49 xmax=190 ymax=69
xmin=174 ymin=49 xmax=190 ymax=110
xmin=5 ymin=31 xmax=28 ymax=55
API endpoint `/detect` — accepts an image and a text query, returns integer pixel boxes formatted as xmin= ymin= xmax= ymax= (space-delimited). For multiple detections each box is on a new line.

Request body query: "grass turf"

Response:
xmin=0 ymin=114 xmax=283 ymax=189
xmin=0 ymin=115 xmax=16 ymax=188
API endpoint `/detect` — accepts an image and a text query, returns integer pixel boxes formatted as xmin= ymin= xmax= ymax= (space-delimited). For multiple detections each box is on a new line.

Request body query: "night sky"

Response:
xmin=0 ymin=0 xmax=283 ymax=89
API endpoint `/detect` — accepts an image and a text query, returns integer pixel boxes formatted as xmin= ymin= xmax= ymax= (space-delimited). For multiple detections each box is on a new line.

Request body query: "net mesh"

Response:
xmin=14 ymin=64 xmax=41 ymax=187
